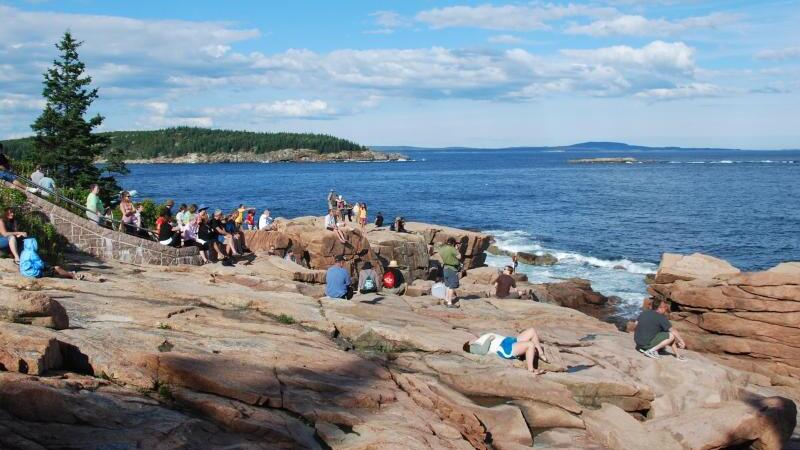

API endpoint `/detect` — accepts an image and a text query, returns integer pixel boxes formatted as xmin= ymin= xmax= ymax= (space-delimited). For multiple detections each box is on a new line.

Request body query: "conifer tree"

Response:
xmin=31 ymin=31 xmax=126 ymax=193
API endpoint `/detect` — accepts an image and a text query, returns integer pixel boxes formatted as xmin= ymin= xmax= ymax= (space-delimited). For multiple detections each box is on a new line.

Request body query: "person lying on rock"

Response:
xmin=325 ymin=255 xmax=353 ymax=300
xmin=463 ymin=328 xmax=548 ymax=375
xmin=633 ymin=298 xmax=687 ymax=361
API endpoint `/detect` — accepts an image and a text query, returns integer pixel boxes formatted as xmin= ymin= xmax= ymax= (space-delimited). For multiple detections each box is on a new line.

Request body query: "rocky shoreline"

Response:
xmin=0 ymin=217 xmax=798 ymax=449
xmin=111 ymin=148 xmax=408 ymax=164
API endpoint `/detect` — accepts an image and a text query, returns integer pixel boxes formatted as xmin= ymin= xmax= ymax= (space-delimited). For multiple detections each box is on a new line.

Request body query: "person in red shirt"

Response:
xmin=381 ymin=260 xmax=406 ymax=295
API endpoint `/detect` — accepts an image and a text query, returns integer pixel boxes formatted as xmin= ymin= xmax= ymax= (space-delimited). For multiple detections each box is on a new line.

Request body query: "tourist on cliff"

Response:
xmin=223 ymin=210 xmax=248 ymax=254
xmin=324 ymin=208 xmax=348 ymax=244
xmin=182 ymin=215 xmax=208 ymax=264
xmin=633 ymin=298 xmax=687 ymax=360
xmin=284 ymin=248 xmax=297 ymax=263
xmin=175 ymin=204 xmax=188 ymax=228
xmin=493 ymin=266 xmax=519 ymax=299
xmin=211 ymin=210 xmax=239 ymax=257
xmin=34 ymin=170 xmax=56 ymax=197
xmin=30 ymin=165 xmax=44 ymax=184
xmin=325 ymin=255 xmax=352 ymax=300
xmin=381 ymin=260 xmax=407 ymax=295
xmin=0 ymin=207 xmax=25 ymax=264
xmin=184 ymin=204 xmax=198 ymax=228
xmin=198 ymin=210 xmax=233 ymax=266
xmin=164 ymin=200 xmax=175 ymax=217
xmin=85 ymin=184 xmax=104 ymax=224
xmin=0 ymin=152 xmax=25 ymax=189
xmin=389 ymin=216 xmax=406 ymax=232
xmin=258 ymin=209 xmax=274 ymax=230
xmin=156 ymin=208 xmax=180 ymax=247
xmin=374 ymin=212 xmax=384 ymax=227
xmin=119 ymin=191 xmax=137 ymax=235
xmin=358 ymin=203 xmax=368 ymax=230
xmin=244 ymin=209 xmax=256 ymax=230
xmin=357 ymin=261 xmax=381 ymax=294
xmin=327 ymin=189 xmax=337 ymax=210
xmin=439 ymin=237 xmax=462 ymax=307
xmin=463 ymin=328 xmax=548 ymax=375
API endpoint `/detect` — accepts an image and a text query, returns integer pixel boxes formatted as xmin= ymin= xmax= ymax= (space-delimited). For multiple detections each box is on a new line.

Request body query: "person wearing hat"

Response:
xmin=439 ymin=237 xmax=462 ymax=308
xmin=381 ymin=260 xmax=406 ymax=296
xmin=357 ymin=261 xmax=381 ymax=294
xmin=325 ymin=255 xmax=352 ymax=300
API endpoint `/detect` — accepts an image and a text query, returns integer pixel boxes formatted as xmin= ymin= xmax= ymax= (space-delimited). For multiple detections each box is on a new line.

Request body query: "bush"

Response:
xmin=0 ymin=186 xmax=68 ymax=265
xmin=276 ymin=314 xmax=296 ymax=325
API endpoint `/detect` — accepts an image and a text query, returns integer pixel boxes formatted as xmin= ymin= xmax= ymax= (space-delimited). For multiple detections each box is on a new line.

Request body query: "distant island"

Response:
xmin=0 ymin=127 xmax=406 ymax=164
xmin=373 ymin=141 xmax=799 ymax=152
xmin=568 ymin=157 xmax=638 ymax=164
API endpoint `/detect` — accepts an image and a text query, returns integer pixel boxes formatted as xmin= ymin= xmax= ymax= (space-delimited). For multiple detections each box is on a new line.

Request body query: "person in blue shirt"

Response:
xmin=0 ymin=151 xmax=24 ymax=188
xmin=325 ymin=255 xmax=352 ymax=299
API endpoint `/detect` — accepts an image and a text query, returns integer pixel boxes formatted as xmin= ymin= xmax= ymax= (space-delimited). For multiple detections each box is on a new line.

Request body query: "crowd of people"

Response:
xmin=3 ymin=150 xmax=690 ymax=377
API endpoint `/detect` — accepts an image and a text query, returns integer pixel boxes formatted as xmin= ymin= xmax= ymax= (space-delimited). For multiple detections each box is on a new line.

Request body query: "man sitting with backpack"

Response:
xmin=357 ymin=261 xmax=381 ymax=294
xmin=381 ymin=260 xmax=407 ymax=295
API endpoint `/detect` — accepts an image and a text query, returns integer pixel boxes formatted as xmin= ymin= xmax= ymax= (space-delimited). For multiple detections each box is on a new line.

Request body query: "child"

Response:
xmin=19 ymin=238 xmax=82 ymax=280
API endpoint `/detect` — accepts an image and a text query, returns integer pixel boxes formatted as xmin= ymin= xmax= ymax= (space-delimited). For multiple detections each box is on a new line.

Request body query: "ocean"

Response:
xmin=119 ymin=148 xmax=800 ymax=316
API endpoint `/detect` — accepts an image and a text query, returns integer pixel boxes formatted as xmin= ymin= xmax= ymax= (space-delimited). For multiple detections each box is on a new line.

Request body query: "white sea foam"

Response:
xmin=485 ymin=229 xmax=657 ymax=316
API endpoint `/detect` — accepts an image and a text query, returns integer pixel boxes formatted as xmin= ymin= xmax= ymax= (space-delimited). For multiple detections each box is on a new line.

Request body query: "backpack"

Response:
xmin=363 ymin=273 xmax=376 ymax=292
xmin=383 ymin=271 xmax=396 ymax=289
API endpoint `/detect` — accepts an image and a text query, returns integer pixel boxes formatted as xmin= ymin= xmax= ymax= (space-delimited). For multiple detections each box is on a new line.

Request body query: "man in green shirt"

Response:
xmin=439 ymin=237 xmax=462 ymax=308
xmin=85 ymin=184 xmax=104 ymax=224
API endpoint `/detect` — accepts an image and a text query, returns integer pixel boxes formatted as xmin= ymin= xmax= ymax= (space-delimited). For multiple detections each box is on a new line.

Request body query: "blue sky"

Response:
xmin=1 ymin=0 xmax=799 ymax=148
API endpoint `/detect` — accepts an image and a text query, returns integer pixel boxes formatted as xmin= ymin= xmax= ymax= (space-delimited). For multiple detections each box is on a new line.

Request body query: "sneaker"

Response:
xmin=642 ymin=349 xmax=661 ymax=359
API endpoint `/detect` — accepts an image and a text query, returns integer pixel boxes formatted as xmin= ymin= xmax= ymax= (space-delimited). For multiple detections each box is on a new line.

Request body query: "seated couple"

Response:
xmin=633 ymin=298 xmax=687 ymax=361
xmin=463 ymin=327 xmax=548 ymax=375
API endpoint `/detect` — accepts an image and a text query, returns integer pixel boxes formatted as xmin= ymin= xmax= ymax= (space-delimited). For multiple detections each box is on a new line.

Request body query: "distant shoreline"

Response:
xmin=99 ymin=148 xmax=409 ymax=164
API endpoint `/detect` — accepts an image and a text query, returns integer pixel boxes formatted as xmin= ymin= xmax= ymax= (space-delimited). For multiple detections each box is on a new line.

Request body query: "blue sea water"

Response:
xmin=119 ymin=148 xmax=800 ymax=315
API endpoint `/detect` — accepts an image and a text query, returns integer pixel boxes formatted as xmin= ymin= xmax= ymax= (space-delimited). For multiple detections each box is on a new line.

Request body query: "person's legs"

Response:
xmin=335 ymin=229 xmax=347 ymax=244
xmin=649 ymin=332 xmax=675 ymax=353
xmin=642 ymin=332 xmax=674 ymax=358
xmin=511 ymin=342 xmax=544 ymax=374
xmin=517 ymin=328 xmax=545 ymax=359
xmin=52 ymin=266 xmax=76 ymax=279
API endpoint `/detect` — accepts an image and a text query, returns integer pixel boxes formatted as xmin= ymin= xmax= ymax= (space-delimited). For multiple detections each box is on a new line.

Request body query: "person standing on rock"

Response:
xmin=325 ymin=255 xmax=352 ymax=300
xmin=633 ymin=299 xmax=687 ymax=360
xmin=439 ymin=237 xmax=462 ymax=308
xmin=358 ymin=203 xmax=368 ymax=230
xmin=327 ymin=189 xmax=337 ymax=210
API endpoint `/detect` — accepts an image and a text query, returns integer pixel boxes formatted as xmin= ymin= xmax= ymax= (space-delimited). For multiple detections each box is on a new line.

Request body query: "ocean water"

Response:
xmin=119 ymin=148 xmax=800 ymax=316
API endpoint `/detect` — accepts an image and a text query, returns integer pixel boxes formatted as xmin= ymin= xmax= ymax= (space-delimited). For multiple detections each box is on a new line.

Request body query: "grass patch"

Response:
xmin=156 ymin=382 xmax=174 ymax=400
xmin=276 ymin=314 xmax=296 ymax=325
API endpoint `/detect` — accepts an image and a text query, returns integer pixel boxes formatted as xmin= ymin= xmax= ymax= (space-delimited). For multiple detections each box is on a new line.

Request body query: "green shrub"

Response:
xmin=0 ymin=186 xmax=68 ymax=265
xmin=276 ymin=314 xmax=296 ymax=325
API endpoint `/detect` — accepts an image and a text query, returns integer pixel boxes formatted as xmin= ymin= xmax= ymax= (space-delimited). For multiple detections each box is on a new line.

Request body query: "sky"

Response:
xmin=1 ymin=0 xmax=799 ymax=149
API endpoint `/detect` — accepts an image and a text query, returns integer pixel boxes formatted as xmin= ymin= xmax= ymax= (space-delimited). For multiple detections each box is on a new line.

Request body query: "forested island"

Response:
xmin=0 ymin=127 xmax=405 ymax=163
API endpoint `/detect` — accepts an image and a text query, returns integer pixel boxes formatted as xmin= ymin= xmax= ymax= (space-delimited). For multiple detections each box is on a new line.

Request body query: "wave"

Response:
xmin=486 ymin=229 xmax=656 ymax=275
xmin=665 ymin=159 xmax=798 ymax=165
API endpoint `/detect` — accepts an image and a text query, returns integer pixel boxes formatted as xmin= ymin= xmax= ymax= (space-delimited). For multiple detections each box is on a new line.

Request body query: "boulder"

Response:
xmin=366 ymin=228 xmax=429 ymax=282
xmin=404 ymin=222 xmax=491 ymax=270
xmin=654 ymin=252 xmax=740 ymax=284
xmin=516 ymin=251 xmax=558 ymax=266
xmin=530 ymin=278 xmax=617 ymax=320
xmin=0 ymin=323 xmax=63 ymax=375
xmin=0 ymin=291 xmax=69 ymax=330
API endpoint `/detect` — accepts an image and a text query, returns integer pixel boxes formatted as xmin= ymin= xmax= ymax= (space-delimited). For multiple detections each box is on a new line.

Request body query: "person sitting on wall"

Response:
xmin=381 ymin=260 xmax=407 ymax=296
xmin=0 ymin=151 xmax=25 ymax=189
xmin=633 ymin=298 xmax=688 ymax=361
xmin=463 ymin=327 xmax=548 ymax=375
xmin=156 ymin=208 xmax=181 ymax=247
xmin=325 ymin=255 xmax=352 ymax=300
xmin=0 ymin=207 xmax=26 ymax=264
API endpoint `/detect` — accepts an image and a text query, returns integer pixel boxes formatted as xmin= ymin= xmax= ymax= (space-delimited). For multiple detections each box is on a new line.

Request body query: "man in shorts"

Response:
xmin=439 ymin=237 xmax=462 ymax=308
xmin=633 ymin=298 xmax=687 ymax=360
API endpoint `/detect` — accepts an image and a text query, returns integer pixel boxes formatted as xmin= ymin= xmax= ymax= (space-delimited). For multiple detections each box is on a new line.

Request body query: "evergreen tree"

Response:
xmin=31 ymin=32 xmax=124 ymax=193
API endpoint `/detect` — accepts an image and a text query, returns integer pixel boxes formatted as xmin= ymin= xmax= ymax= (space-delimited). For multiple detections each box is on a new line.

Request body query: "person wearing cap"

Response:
xmin=439 ymin=237 xmax=462 ymax=307
xmin=381 ymin=260 xmax=407 ymax=296
xmin=325 ymin=255 xmax=352 ymax=300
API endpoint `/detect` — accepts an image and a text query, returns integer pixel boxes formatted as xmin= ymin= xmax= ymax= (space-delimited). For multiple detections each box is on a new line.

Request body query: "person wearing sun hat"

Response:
xmin=381 ymin=260 xmax=407 ymax=295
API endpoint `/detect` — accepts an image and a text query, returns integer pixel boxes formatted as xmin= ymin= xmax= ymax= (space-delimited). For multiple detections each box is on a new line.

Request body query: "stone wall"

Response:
xmin=13 ymin=184 xmax=200 ymax=266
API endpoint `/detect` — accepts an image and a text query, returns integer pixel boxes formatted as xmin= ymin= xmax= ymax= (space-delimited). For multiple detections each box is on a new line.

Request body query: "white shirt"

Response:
xmin=259 ymin=213 xmax=273 ymax=230
xmin=324 ymin=214 xmax=336 ymax=229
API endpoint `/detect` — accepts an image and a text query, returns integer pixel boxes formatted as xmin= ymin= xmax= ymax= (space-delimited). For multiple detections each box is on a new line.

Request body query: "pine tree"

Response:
xmin=31 ymin=32 xmax=124 ymax=192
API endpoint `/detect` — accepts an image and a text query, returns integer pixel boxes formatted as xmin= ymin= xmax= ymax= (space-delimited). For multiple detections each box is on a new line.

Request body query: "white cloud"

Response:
xmin=366 ymin=10 xmax=411 ymax=35
xmin=635 ymin=82 xmax=724 ymax=101
xmin=566 ymin=13 xmax=737 ymax=36
xmin=755 ymin=46 xmax=800 ymax=61
xmin=415 ymin=3 xmax=615 ymax=31
xmin=487 ymin=34 xmax=524 ymax=44
xmin=562 ymin=41 xmax=695 ymax=73
xmin=138 ymin=101 xmax=213 ymax=128
xmin=205 ymin=99 xmax=336 ymax=119
xmin=0 ymin=93 xmax=46 ymax=112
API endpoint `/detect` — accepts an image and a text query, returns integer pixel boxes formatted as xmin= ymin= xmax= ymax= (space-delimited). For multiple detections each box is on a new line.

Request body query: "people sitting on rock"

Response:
xmin=493 ymin=265 xmax=519 ymax=299
xmin=0 ymin=207 xmax=26 ymax=264
xmin=439 ymin=237 xmax=462 ymax=307
xmin=325 ymin=255 xmax=352 ymax=300
xmin=222 ymin=210 xmax=248 ymax=254
xmin=389 ymin=216 xmax=406 ymax=232
xmin=357 ymin=261 xmax=381 ymax=294
xmin=463 ymin=328 xmax=548 ymax=375
xmin=324 ymin=208 xmax=348 ymax=244
xmin=19 ymin=237 xmax=82 ymax=280
xmin=633 ymin=298 xmax=687 ymax=360
xmin=197 ymin=210 xmax=233 ymax=266
xmin=259 ymin=209 xmax=274 ymax=230
xmin=374 ymin=211 xmax=384 ymax=227
xmin=211 ymin=209 xmax=239 ymax=257
xmin=381 ymin=260 xmax=407 ymax=295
